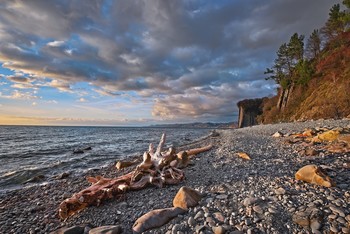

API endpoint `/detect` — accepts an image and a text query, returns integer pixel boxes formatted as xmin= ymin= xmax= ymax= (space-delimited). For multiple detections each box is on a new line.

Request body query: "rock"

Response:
xmin=173 ymin=187 xmax=201 ymax=210
xmin=329 ymin=205 xmax=345 ymax=217
xmin=236 ymin=152 xmax=251 ymax=160
xmin=195 ymin=225 xmax=205 ymax=233
xmin=317 ymin=130 xmax=340 ymax=142
xmin=51 ymin=225 xmax=85 ymax=234
xmin=132 ymin=207 xmax=185 ymax=234
xmin=295 ymin=164 xmax=334 ymax=187
xmin=237 ymin=98 xmax=265 ymax=128
xmin=210 ymin=130 xmax=220 ymax=137
xmin=216 ymin=194 xmax=228 ymax=200
xmin=188 ymin=217 xmax=196 ymax=227
xmin=89 ymin=226 xmax=122 ymax=234
xmin=56 ymin=172 xmax=70 ymax=180
xmin=243 ymin=197 xmax=258 ymax=207
xmin=274 ymin=187 xmax=286 ymax=195
xmin=23 ymin=174 xmax=45 ymax=184
xmin=272 ymin=131 xmax=283 ymax=138
xmin=213 ymin=212 xmax=225 ymax=222
xmin=292 ymin=213 xmax=309 ymax=227
xmin=73 ymin=149 xmax=84 ymax=154
xmin=253 ymin=205 xmax=263 ymax=214
xmin=310 ymin=219 xmax=321 ymax=231
xmin=171 ymin=224 xmax=181 ymax=234
xmin=303 ymin=148 xmax=318 ymax=156
xmin=194 ymin=211 xmax=204 ymax=220
xmin=212 ymin=226 xmax=225 ymax=234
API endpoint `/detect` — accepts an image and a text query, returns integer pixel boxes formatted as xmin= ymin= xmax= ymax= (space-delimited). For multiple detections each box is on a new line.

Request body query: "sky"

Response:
xmin=0 ymin=0 xmax=340 ymax=126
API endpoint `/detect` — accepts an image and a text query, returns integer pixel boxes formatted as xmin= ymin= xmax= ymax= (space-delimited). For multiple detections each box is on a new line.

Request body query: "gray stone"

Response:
xmin=51 ymin=225 xmax=85 ymax=234
xmin=310 ymin=220 xmax=321 ymax=231
xmin=274 ymin=188 xmax=286 ymax=195
xmin=89 ymin=226 xmax=122 ymax=234
xmin=188 ymin=217 xmax=196 ymax=227
xmin=216 ymin=194 xmax=228 ymax=200
xmin=243 ymin=197 xmax=258 ymax=207
xmin=268 ymin=207 xmax=277 ymax=214
xmin=194 ymin=211 xmax=204 ymax=220
xmin=171 ymin=224 xmax=181 ymax=234
xmin=195 ymin=225 xmax=205 ymax=233
xmin=253 ymin=205 xmax=263 ymax=214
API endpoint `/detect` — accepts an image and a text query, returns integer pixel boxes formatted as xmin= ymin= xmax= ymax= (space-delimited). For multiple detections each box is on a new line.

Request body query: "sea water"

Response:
xmin=0 ymin=126 xmax=209 ymax=192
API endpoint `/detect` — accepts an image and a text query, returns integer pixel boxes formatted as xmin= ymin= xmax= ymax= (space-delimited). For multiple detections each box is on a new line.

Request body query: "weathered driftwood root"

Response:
xmin=58 ymin=133 xmax=212 ymax=220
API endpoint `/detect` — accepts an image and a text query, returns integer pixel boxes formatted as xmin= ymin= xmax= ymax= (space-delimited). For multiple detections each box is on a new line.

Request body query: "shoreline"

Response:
xmin=0 ymin=119 xmax=349 ymax=233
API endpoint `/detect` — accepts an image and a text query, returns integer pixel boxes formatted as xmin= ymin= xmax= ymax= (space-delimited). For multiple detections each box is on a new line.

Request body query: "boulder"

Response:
xmin=295 ymin=165 xmax=334 ymax=187
xmin=315 ymin=130 xmax=339 ymax=142
xmin=132 ymin=207 xmax=186 ymax=234
xmin=89 ymin=225 xmax=122 ymax=234
xmin=173 ymin=186 xmax=201 ymax=209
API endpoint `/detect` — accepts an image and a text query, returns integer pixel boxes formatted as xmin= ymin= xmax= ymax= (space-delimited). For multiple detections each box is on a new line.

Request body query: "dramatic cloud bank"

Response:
xmin=0 ymin=0 xmax=339 ymax=125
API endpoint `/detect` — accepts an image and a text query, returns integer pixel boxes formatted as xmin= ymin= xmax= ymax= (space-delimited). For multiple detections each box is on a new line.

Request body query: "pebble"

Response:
xmin=213 ymin=212 xmax=225 ymax=223
xmin=243 ymin=197 xmax=258 ymax=207
xmin=329 ymin=206 xmax=346 ymax=217
xmin=216 ymin=194 xmax=228 ymax=200
xmin=172 ymin=224 xmax=181 ymax=234
xmin=274 ymin=188 xmax=286 ymax=195
xmin=188 ymin=217 xmax=196 ymax=227
xmin=310 ymin=220 xmax=321 ymax=231
xmin=253 ymin=205 xmax=263 ymax=214
xmin=195 ymin=225 xmax=205 ymax=233
xmin=212 ymin=226 xmax=225 ymax=234
xmin=2 ymin=120 xmax=350 ymax=234
xmin=194 ymin=211 xmax=204 ymax=220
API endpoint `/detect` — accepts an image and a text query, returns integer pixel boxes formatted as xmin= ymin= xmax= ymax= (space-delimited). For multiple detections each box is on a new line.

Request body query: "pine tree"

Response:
xmin=322 ymin=4 xmax=345 ymax=40
xmin=342 ymin=0 xmax=350 ymax=30
xmin=306 ymin=29 xmax=321 ymax=59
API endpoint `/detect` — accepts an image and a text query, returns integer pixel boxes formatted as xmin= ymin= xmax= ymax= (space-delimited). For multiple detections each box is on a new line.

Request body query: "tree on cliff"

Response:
xmin=343 ymin=0 xmax=350 ymax=30
xmin=265 ymin=33 xmax=304 ymax=89
xmin=306 ymin=29 xmax=322 ymax=59
xmin=322 ymin=4 xmax=345 ymax=40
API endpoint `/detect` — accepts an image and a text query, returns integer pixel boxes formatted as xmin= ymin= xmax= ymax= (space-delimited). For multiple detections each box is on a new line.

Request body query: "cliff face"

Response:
xmin=259 ymin=32 xmax=350 ymax=123
xmin=237 ymin=98 xmax=265 ymax=128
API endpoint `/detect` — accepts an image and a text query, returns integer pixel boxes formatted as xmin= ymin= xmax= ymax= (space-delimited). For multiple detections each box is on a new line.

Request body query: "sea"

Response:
xmin=0 ymin=126 xmax=210 ymax=193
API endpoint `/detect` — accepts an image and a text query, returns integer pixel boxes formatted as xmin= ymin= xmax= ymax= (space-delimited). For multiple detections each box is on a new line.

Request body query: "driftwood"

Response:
xmin=58 ymin=133 xmax=212 ymax=220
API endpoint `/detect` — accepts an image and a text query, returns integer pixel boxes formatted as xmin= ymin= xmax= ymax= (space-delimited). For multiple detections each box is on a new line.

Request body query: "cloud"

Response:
xmin=46 ymin=80 xmax=73 ymax=93
xmin=0 ymin=90 xmax=39 ymax=100
xmin=47 ymin=40 xmax=65 ymax=47
xmin=0 ymin=0 xmax=340 ymax=122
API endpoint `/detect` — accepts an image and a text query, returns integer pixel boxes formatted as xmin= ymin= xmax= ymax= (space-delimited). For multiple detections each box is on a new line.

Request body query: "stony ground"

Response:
xmin=0 ymin=119 xmax=349 ymax=234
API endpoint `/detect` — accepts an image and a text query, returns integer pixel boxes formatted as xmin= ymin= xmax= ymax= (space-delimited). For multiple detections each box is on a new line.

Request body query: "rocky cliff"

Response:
xmin=259 ymin=32 xmax=350 ymax=123
xmin=237 ymin=98 xmax=265 ymax=128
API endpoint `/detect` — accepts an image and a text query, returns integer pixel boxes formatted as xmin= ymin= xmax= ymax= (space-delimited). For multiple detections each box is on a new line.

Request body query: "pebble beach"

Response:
xmin=1 ymin=119 xmax=350 ymax=234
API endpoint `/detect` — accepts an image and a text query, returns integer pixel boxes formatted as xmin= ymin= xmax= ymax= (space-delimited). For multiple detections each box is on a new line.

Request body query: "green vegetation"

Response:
xmin=259 ymin=2 xmax=350 ymax=123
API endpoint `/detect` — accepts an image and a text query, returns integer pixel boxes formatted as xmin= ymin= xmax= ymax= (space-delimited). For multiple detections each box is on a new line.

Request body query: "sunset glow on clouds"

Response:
xmin=0 ymin=0 xmax=338 ymax=125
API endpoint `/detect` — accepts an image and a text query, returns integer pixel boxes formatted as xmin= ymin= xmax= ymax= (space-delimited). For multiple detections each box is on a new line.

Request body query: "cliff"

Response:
xmin=258 ymin=32 xmax=350 ymax=123
xmin=237 ymin=98 xmax=265 ymax=128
